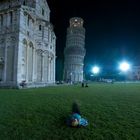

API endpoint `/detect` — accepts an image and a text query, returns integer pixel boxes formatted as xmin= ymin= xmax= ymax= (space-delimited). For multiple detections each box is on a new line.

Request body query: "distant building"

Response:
xmin=0 ymin=0 xmax=56 ymax=88
xmin=127 ymin=54 xmax=140 ymax=81
xmin=63 ymin=17 xmax=86 ymax=83
xmin=127 ymin=66 xmax=140 ymax=80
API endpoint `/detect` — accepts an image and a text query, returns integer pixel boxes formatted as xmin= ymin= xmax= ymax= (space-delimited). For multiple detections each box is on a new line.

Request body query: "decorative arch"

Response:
xmin=23 ymin=38 xmax=27 ymax=45
xmin=0 ymin=38 xmax=5 ymax=44
xmin=29 ymin=41 xmax=34 ymax=48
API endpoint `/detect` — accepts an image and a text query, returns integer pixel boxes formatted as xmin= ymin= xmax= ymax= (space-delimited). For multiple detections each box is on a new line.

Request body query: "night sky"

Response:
xmin=47 ymin=0 xmax=140 ymax=78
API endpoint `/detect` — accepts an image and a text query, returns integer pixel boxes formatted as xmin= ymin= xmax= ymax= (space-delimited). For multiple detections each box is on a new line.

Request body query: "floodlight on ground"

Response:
xmin=92 ymin=66 xmax=100 ymax=74
xmin=119 ymin=61 xmax=130 ymax=72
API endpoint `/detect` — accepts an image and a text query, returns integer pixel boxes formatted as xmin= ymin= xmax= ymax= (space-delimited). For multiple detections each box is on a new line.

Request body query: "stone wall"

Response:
xmin=64 ymin=17 xmax=86 ymax=83
xmin=0 ymin=0 xmax=56 ymax=88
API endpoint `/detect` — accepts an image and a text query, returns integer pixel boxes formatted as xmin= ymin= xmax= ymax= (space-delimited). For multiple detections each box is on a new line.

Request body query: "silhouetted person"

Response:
xmin=20 ymin=80 xmax=26 ymax=88
xmin=85 ymin=83 xmax=88 ymax=87
xmin=81 ymin=82 xmax=84 ymax=87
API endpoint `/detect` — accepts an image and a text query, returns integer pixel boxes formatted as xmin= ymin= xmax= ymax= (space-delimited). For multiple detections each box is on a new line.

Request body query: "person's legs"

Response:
xmin=72 ymin=102 xmax=81 ymax=115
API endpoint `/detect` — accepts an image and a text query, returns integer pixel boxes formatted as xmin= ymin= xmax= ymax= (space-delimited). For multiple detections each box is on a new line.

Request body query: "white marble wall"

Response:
xmin=64 ymin=18 xmax=86 ymax=83
xmin=0 ymin=0 xmax=56 ymax=88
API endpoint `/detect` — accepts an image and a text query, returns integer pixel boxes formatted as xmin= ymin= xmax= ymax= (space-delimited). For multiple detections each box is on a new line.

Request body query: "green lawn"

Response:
xmin=0 ymin=83 xmax=140 ymax=140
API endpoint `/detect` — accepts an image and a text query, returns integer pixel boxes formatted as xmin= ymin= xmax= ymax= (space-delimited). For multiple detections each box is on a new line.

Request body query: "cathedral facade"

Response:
xmin=0 ymin=0 xmax=56 ymax=88
xmin=64 ymin=17 xmax=86 ymax=83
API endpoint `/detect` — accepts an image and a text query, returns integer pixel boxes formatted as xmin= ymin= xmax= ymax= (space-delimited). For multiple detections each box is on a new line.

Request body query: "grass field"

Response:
xmin=0 ymin=83 xmax=140 ymax=140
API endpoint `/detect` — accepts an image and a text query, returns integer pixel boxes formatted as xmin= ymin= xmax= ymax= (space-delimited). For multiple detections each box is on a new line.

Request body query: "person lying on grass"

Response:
xmin=66 ymin=102 xmax=88 ymax=127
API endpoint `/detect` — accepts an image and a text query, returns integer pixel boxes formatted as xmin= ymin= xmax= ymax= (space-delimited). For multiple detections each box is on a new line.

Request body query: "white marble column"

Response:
xmin=3 ymin=13 xmax=8 ymax=82
xmin=0 ymin=46 xmax=4 ymax=81
xmin=12 ymin=41 xmax=15 ymax=82
xmin=32 ymin=48 xmax=36 ymax=82
xmin=47 ymin=54 xmax=49 ymax=82
xmin=3 ymin=44 xmax=7 ymax=82
xmin=7 ymin=12 xmax=10 ymax=27
xmin=0 ymin=15 xmax=2 ymax=29
xmin=48 ymin=56 xmax=51 ymax=83
xmin=28 ymin=46 xmax=33 ymax=82
xmin=26 ymin=44 xmax=29 ymax=82
xmin=53 ymin=56 xmax=55 ymax=83
xmin=43 ymin=53 xmax=48 ymax=83
xmin=41 ymin=53 xmax=44 ymax=82
xmin=50 ymin=58 xmax=52 ymax=82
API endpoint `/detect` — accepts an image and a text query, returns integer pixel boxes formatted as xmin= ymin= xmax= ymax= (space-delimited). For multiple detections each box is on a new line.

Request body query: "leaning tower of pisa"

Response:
xmin=64 ymin=17 xmax=86 ymax=83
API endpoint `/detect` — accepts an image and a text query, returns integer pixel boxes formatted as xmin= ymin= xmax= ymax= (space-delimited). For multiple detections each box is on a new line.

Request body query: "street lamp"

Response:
xmin=119 ymin=61 xmax=130 ymax=72
xmin=92 ymin=66 xmax=100 ymax=74
xmin=91 ymin=66 xmax=100 ymax=81
xmin=118 ymin=61 xmax=131 ymax=81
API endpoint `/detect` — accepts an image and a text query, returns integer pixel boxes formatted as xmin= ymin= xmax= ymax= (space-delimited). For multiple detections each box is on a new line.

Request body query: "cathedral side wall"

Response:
xmin=0 ymin=7 xmax=20 ymax=87
xmin=35 ymin=0 xmax=50 ymax=21
xmin=18 ymin=7 xmax=36 ymax=84
xmin=18 ymin=6 xmax=56 ymax=85
xmin=0 ymin=0 xmax=56 ymax=88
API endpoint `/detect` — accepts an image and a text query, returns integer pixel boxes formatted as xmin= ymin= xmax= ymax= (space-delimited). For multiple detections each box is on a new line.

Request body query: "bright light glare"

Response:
xmin=119 ymin=61 xmax=130 ymax=72
xmin=92 ymin=66 xmax=100 ymax=74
